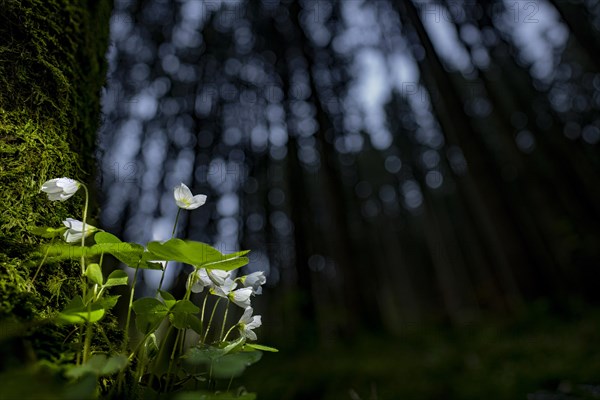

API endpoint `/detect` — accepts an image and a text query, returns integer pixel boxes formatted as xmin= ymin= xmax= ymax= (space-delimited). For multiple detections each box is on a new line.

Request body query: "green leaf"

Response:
xmin=104 ymin=270 xmax=128 ymax=287
xmin=211 ymin=350 xmax=262 ymax=378
xmin=171 ymin=299 xmax=200 ymax=314
xmin=133 ymin=298 xmax=169 ymax=334
xmin=169 ymin=300 xmax=201 ymax=329
xmin=45 ymin=244 xmax=93 ymax=259
xmin=57 ymin=296 xmax=105 ymax=325
xmin=85 ymin=263 xmax=103 ymax=285
xmin=99 ymin=295 xmax=121 ymax=310
xmin=222 ymin=337 xmax=246 ymax=355
xmin=93 ymin=242 xmax=144 ymax=268
xmin=101 ymin=354 xmax=128 ymax=375
xmin=244 ymin=343 xmax=279 ymax=352
xmin=203 ymin=257 xmax=249 ymax=271
xmin=95 ymin=232 xmax=161 ymax=270
xmin=174 ymin=392 xmax=256 ymax=400
xmin=29 ymin=226 xmax=67 ymax=238
xmin=183 ymin=345 xmax=227 ymax=365
xmin=147 ymin=239 xmax=249 ymax=270
xmin=65 ymin=354 xmax=128 ymax=379
xmin=187 ymin=315 xmax=202 ymax=334
xmin=158 ymin=290 xmax=176 ymax=308
xmin=170 ymin=312 xmax=196 ymax=330
xmin=133 ymin=297 xmax=169 ymax=315
xmin=94 ymin=231 xmax=121 ymax=244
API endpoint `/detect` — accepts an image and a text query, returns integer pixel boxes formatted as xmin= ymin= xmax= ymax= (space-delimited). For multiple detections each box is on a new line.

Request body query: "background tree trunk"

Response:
xmin=0 ymin=0 xmax=111 ymax=366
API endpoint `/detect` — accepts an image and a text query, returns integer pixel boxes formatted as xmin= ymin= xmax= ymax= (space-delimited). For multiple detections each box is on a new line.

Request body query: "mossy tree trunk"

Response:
xmin=0 ymin=0 xmax=112 ymax=366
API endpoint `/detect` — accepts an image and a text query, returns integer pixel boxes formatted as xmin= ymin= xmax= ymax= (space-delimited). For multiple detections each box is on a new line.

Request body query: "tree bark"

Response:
xmin=0 ymin=0 xmax=111 ymax=365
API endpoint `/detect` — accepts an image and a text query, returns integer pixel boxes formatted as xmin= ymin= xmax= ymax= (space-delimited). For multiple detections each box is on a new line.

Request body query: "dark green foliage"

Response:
xmin=241 ymin=304 xmax=600 ymax=400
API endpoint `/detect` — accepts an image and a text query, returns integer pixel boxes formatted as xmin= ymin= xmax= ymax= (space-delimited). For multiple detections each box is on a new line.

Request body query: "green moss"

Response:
xmin=0 ymin=0 xmax=112 ymax=364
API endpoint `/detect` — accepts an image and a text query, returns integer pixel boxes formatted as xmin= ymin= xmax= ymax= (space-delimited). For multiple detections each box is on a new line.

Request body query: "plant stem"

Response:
xmin=80 ymin=183 xmax=89 ymax=276
xmin=31 ymin=236 xmax=55 ymax=287
xmin=148 ymin=325 xmax=174 ymax=393
xmin=123 ymin=259 xmax=141 ymax=352
xmin=164 ymin=329 xmax=182 ymax=392
xmin=219 ymin=302 xmax=230 ymax=342
xmin=79 ymin=183 xmax=91 ymax=364
xmin=200 ymin=293 xmax=208 ymax=337
xmin=82 ymin=301 xmax=93 ymax=363
xmin=202 ymin=298 xmax=221 ymax=344
xmin=222 ymin=324 xmax=237 ymax=342
xmin=157 ymin=208 xmax=181 ymax=293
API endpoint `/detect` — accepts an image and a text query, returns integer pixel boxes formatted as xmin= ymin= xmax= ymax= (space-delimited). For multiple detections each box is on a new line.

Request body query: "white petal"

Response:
xmin=207 ymin=269 xmax=230 ymax=286
xmin=41 ymin=179 xmax=61 ymax=193
xmin=174 ymin=183 xmax=192 ymax=201
xmin=186 ymin=194 xmax=207 ymax=209
xmin=244 ymin=328 xmax=257 ymax=341
xmin=57 ymin=178 xmax=80 ymax=194
xmin=211 ymin=286 xmax=229 ymax=299
xmin=247 ymin=315 xmax=262 ymax=330
xmin=244 ymin=271 xmax=266 ymax=287
xmin=231 ymin=288 xmax=253 ymax=308
xmin=47 ymin=192 xmax=64 ymax=201
xmin=64 ymin=230 xmax=82 ymax=243
xmin=239 ymin=307 xmax=254 ymax=325
xmin=64 ymin=218 xmax=83 ymax=231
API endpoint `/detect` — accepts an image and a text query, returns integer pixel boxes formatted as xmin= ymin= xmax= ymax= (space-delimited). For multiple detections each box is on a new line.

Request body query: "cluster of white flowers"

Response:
xmin=41 ymin=178 xmax=266 ymax=342
xmin=188 ymin=268 xmax=266 ymax=340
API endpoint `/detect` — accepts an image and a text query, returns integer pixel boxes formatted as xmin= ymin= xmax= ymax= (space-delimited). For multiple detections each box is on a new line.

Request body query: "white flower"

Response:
xmin=187 ymin=268 xmax=213 ymax=293
xmin=41 ymin=177 xmax=80 ymax=201
xmin=228 ymin=287 xmax=253 ymax=309
xmin=63 ymin=218 xmax=97 ymax=243
xmin=239 ymin=271 xmax=266 ymax=295
xmin=211 ymin=278 xmax=237 ymax=298
xmin=238 ymin=307 xmax=261 ymax=341
xmin=174 ymin=183 xmax=207 ymax=210
xmin=207 ymin=269 xmax=230 ymax=286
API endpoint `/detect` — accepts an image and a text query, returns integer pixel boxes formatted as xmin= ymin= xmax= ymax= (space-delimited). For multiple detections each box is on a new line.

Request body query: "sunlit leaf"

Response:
xmin=57 ymin=296 xmax=105 ymax=324
xmin=94 ymin=232 xmax=160 ymax=269
xmin=147 ymin=239 xmax=249 ymax=270
xmin=202 ymin=256 xmax=250 ymax=271
xmin=94 ymin=231 xmax=121 ymax=244
xmin=104 ymin=270 xmax=128 ymax=287
xmin=29 ymin=226 xmax=67 ymax=238
xmin=85 ymin=263 xmax=103 ymax=285
xmin=244 ymin=343 xmax=279 ymax=352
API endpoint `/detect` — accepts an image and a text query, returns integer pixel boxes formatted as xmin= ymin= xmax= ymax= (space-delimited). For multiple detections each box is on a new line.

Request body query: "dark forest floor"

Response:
xmin=238 ymin=301 xmax=600 ymax=400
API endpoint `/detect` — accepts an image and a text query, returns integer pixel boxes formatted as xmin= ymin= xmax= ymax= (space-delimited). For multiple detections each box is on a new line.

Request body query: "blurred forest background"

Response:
xmin=98 ymin=0 xmax=600 ymax=398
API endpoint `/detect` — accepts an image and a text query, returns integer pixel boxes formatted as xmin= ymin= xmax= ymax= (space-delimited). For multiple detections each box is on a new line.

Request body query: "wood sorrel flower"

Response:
xmin=40 ymin=177 xmax=80 ymax=201
xmin=239 ymin=271 xmax=266 ymax=294
xmin=207 ymin=269 xmax=230 ymax=286
xmin=229 ymin=287 xmax=254 ymax=309
xmin=188 ymin=268 xmax=213 ymax=293
xmin=211 ymin=278 xmax=237 ymax=298
xmin=238 ymin=307 xmax=262 ymax=341
xmin=174 ymin=183 xmax=207 ymax=210
xmin=63 ymin=218 xmax=97 ymax=243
